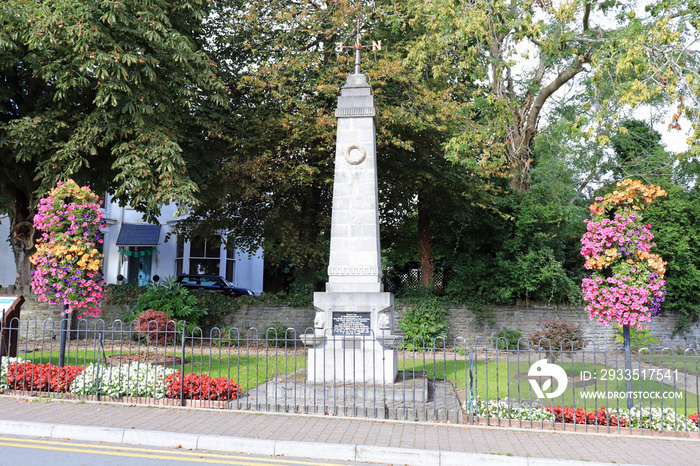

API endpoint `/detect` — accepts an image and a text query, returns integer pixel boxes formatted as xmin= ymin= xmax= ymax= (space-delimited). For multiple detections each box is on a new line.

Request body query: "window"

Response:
xmin=189 ymin=237 xmax=220 ymax=275
xmin=176 ymin=235 xmax=236 ymax=282
xmin=225 ymin=245 xmax=236 ymax=283
xmin=176 ymin=236 xmax=184 ymax=276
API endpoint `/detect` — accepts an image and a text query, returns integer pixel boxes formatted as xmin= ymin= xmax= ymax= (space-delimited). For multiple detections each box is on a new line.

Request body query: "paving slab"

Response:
xmin=0 ymin=395 xmax=697 ymax=465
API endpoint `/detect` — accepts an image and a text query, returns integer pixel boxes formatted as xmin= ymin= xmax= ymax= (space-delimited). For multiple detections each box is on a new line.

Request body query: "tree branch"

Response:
xmin=570 ymin=167 xmax=598 ymax=205
xmin=526 ymin=55 xmax=591 ymax=136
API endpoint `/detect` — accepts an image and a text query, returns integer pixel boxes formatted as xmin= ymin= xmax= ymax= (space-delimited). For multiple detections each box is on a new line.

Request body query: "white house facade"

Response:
xmin=0 ymin=217 xmax=15 ymax=288
xmin=0 ymin=194 xmax=264 ymax=295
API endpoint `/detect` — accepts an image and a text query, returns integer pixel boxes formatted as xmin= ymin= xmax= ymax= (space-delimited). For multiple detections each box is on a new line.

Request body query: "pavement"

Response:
xmin=0 ymin=396 xmax=698 ymax=466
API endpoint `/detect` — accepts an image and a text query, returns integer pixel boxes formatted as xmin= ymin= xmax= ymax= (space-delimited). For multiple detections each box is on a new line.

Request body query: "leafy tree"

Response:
xmin=175 ymin=1 xmax=700 ymax=298
xmin=645 ymin=184 xmax=700 ymax=332
xmin=177 ymin=0 xmax=472 ymax=290
xmin=404 ymin=0 xmax=700 ymax=190
xmin=370 ymin=5 xmax=476 ymax=290
xmin=175 ymin=0 xmax=343 ymax=289
xmin=610 ymin=120 xmax=676 ymax=182
xmin=0 ymin=0 xmax=227 ymax=287
xmin=443 ymin=154 xmax=587 ymax=306
xmin=556 ymin=116 xmax=680 ymax=202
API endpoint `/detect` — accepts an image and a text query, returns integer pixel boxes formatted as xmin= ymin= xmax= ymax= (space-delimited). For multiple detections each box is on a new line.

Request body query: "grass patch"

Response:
xmin=637 ymin=353 xmax=700 ymax=373
xmin=400 ymin=354 xmax=699 ymax=415
xmin=16 ymin=347 xmax=304 ymax=392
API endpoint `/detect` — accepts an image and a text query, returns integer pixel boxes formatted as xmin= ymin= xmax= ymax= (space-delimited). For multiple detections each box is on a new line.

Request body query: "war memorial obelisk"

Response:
xmin=305 ymin=39 xmax=399 ymax=384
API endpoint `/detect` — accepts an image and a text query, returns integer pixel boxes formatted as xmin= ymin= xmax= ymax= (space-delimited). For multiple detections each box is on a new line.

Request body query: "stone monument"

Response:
xmin=304 ymin=36 xmax=399 ymax=384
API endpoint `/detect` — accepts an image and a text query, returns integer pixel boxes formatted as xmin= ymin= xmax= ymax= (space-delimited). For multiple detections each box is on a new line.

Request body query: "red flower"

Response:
xmin=689 ymin=413 xmax=699 ymax=427
xmin=7 ymin=362 xmax=84 ymax=393
xmin=165 ymin=372 xmax=241 ymax=401
xmin=544 ymin=406 xmax=627 ymax=427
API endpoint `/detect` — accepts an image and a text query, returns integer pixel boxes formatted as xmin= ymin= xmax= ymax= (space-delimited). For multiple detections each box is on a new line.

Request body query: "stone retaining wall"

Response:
xmin=394 ymin=305 xmax=699 ymax=351
xmin=3 ymin=287 xmax=698 ymax=349
xmin=217 ymin=305 xmax=316 ymax=336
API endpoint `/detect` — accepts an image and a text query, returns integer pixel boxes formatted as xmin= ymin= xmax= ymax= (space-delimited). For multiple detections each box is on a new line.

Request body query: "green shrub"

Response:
xmin=495 ymin=327 xmax=524 ymax=350
xmin=191 ymin=290 xmax=240 ymax=329
xmin=398 ymin=297 xmax=450 ymax=349
xmin=104 ymin=283 xmax=147 ymax=305
xmin=129 ymin=282 xmax=207 ymax=325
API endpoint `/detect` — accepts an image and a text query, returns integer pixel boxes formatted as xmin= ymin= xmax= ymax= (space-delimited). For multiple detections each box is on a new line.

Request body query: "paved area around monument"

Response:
xmin=0 ymin=396 xmax=697 ymax=465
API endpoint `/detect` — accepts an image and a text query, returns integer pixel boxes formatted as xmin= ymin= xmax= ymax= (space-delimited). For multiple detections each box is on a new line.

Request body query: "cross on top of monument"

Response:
xmin=334 ymin=15 xmax=381 ymax=74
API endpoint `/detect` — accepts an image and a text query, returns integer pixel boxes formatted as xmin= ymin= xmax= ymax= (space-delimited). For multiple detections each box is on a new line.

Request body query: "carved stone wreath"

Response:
xmin=343 ymin=143 xmax=367 ymax=165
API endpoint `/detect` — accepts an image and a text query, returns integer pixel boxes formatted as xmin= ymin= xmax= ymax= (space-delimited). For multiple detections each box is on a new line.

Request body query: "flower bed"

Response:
xmin=5 ymin=361 xmax=84 ymax=393
xmin=472 ymin=399 xmax=554 ymax=423
xmin=471 ymin=399 xmax=699 ymax=432
xmin=0 ymin=357 xmax=24 ymax=389
xmin=0 ymin=358 xmax=241 ymax=402
xmin=612 ymin=406 xmax=699 ymax=432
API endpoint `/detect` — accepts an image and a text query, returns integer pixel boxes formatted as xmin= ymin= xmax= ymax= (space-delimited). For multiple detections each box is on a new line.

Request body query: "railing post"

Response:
xmin=180 ymin=322 xmax=186 ymax=407
xmin=96 ymin=332 xmax=103 ymax=401
xmin=58 ymin=305 xmax=69 ymax=367
xmin=467 ymin=348 xmax=474 ymax=421
xmin=0 ymin=310 xmax=4 ymax=384
xmin=623 ymin=325 xmax=633 ymax=410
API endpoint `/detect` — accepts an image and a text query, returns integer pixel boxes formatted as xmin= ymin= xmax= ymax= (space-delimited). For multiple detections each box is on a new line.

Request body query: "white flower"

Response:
xmin=466 ymin=396 xmax=698 ymax=433
xmin=0 ymin=357 xmax=24 ymax=390
xmin=70 ymin=362 xmax=176 ymax=399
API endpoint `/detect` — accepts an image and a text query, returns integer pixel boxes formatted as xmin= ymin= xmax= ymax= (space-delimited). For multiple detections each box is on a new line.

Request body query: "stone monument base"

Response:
xmin=305 ymin=336 xmax=399 ymax=384
xmin=234 ymin=369 xmax=463 ymax=422
xmin=308 ymin=291 xmax=399 ymax=384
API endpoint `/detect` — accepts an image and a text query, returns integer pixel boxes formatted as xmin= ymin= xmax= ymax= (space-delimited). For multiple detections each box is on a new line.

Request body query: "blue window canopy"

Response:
xmin=115 ymin=224 xmax=161 ymax=247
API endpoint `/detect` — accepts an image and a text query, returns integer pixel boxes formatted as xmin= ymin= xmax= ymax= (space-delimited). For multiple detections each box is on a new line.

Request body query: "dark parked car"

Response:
xmin=175 ymin=274 xmax=254 ymax=297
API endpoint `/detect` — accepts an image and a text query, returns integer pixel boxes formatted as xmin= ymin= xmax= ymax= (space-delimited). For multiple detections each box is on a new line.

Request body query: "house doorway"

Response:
xmin=125 ymin=247 xmax=154 ymax=285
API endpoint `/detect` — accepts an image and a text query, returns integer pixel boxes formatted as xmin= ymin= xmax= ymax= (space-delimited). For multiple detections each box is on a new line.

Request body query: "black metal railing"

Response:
xmin=0 ymin=317 xmax=698 ymax=437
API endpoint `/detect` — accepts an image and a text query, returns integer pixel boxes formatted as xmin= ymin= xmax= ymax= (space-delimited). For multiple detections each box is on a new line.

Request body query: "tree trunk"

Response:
xmin=10 ymin=217 xmax=36 ymax=290
xmin=504 ymin=55 xmax=591 ymax=192
xmin=7 ymin=185 xmax=37 ymax=290
xmin=417 ymin=196 xmax=434 ymax=290
xmin=10 ymin=237 xmax=31 ymax=289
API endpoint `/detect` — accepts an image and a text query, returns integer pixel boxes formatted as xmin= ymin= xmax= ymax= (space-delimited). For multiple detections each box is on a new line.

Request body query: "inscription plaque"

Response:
xmin=332 ymin=312 xmax=371 ymax=336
